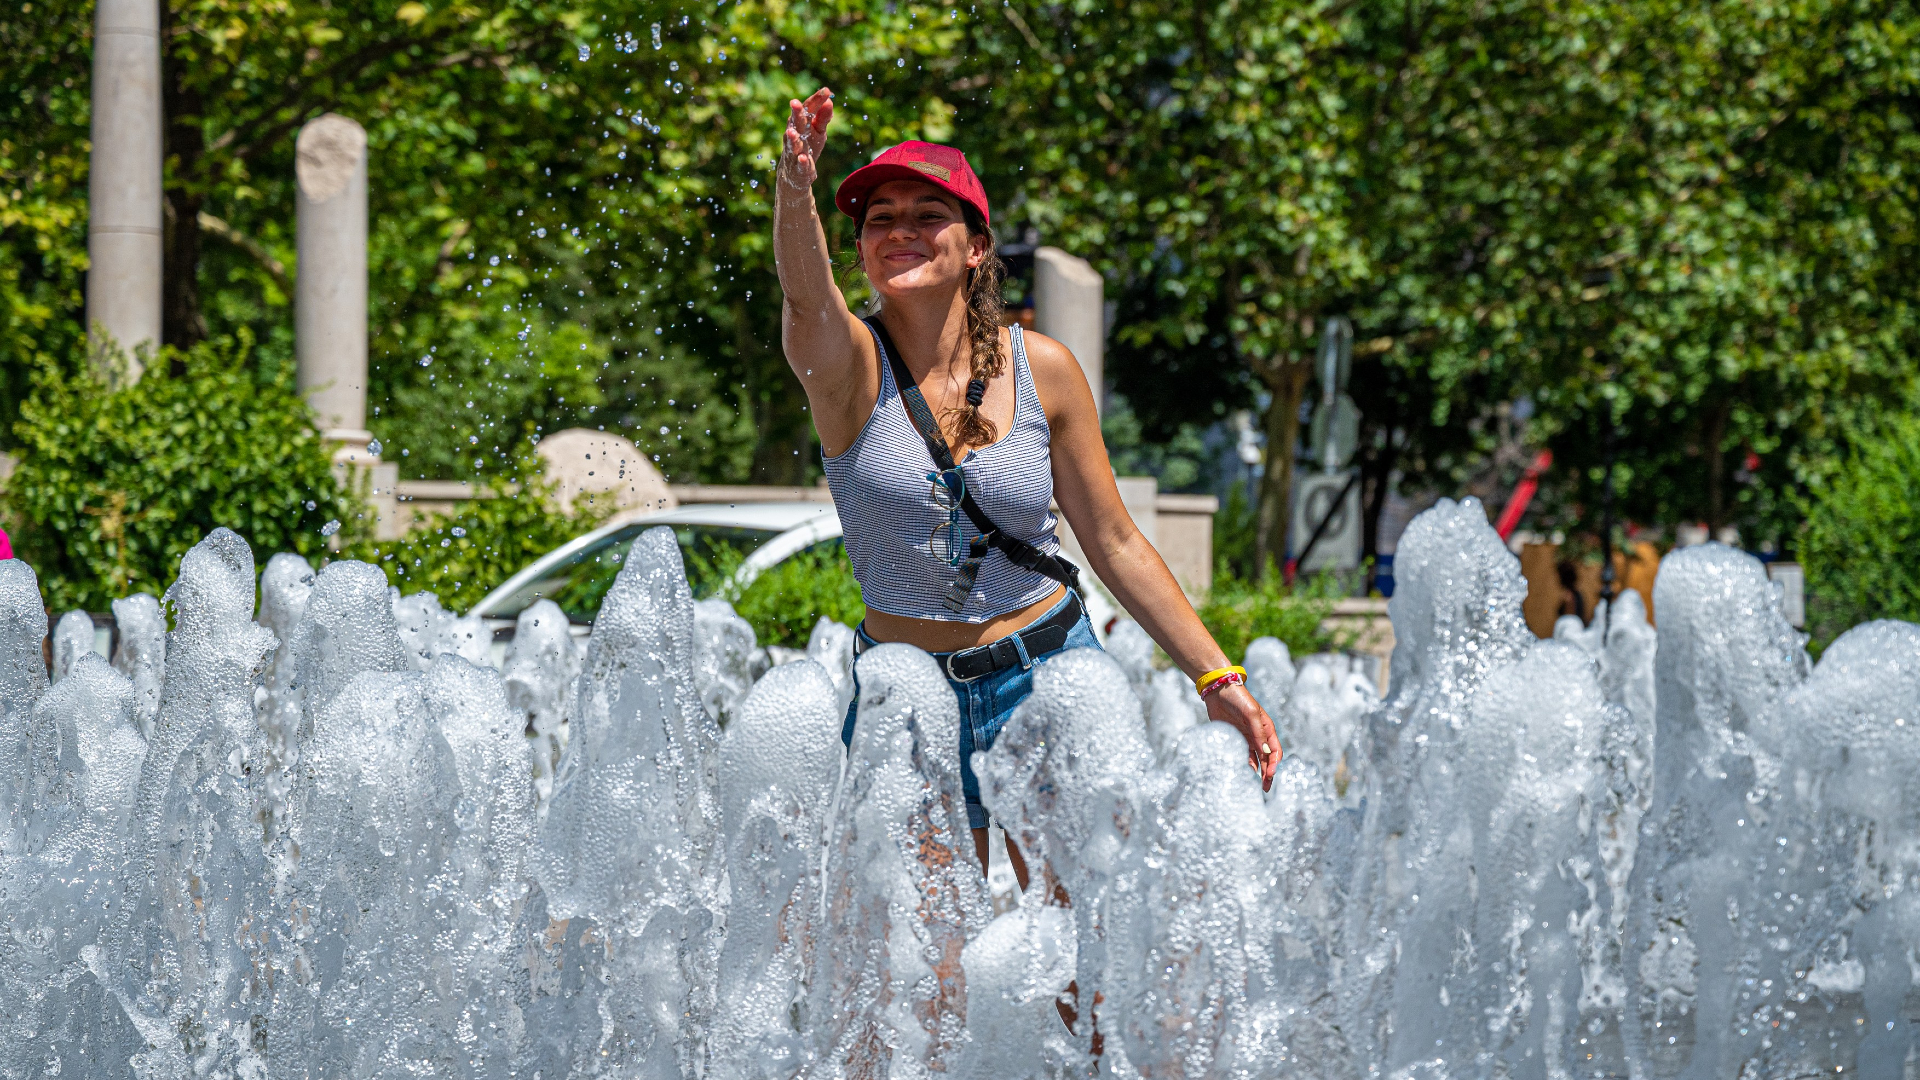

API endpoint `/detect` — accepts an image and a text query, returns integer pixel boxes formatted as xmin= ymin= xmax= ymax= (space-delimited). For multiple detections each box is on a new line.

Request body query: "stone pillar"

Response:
xmin=86 ymin=0 xmax=164 ymax=379
xmin=1032 ymin=247 xmax=1105 ymax=415
xmin=295 ymin=115 xmax=396 ymax=538
xmin=295 ymin=113 xmax=371 ymax=453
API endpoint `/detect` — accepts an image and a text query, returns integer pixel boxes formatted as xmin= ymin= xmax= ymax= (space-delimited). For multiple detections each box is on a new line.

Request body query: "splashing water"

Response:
xmin=503 ymin=598 xmax=581 ymax=807
xmin=51 ymin=608 xmax=94 ymax=684
xmin=109 ymin=593 xmax=167 ymax=740
xmin=1 ymin=501 xmax=1916 ymax=1078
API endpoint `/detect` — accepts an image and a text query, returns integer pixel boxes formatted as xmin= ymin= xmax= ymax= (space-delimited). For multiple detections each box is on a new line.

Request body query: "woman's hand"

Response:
xmin=1206 ymin=683 xmax=1282 ymax=791
xmin=781 ymin=88 xmax=834 ymax=189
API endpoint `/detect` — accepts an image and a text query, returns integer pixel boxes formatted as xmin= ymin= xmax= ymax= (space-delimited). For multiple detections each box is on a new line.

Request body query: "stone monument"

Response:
xmin=1032 ymin=247 xmax=1105 ymax=415
xmin=295 ymin=113 xmax=399 ymax=540
xmin=295 ymin=113 xmax=372 ymax=457
xmin=87 ymin=0 xmax=164 ymax=379
xmin=535 ymin=429 xmax=677 ymax=519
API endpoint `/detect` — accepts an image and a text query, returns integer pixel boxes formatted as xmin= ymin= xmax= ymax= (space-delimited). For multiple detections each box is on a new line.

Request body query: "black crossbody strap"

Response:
xmin=864 ymin=317 xmax=1082 ymax=605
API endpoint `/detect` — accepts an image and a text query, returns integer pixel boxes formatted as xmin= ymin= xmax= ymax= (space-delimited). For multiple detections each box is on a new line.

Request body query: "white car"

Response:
xmin=470 ymin=500 xmax=1116 ymax=647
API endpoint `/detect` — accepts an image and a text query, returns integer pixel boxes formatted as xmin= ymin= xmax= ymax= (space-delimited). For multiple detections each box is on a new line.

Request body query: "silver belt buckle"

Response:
xmin=944 ymin=647 xmax=985 ymax=683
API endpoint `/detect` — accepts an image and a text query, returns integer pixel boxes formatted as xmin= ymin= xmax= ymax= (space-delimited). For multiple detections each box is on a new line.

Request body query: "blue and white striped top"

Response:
xmin=822 ymin=323 xmax=1063 ymax=623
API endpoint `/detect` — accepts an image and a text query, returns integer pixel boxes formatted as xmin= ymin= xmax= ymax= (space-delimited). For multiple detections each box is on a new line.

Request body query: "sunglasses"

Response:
xmin=928 ymin=467 xmax=966 ymax=567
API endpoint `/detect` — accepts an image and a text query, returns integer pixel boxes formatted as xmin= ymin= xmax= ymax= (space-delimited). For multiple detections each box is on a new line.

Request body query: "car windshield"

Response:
xmin=485 ymin=523 xmax=782 ymax=623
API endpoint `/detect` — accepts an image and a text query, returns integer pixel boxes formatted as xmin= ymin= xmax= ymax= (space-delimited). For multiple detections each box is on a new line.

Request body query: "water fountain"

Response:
xmin=1 ymin=497 xmax=1914 ymax=1079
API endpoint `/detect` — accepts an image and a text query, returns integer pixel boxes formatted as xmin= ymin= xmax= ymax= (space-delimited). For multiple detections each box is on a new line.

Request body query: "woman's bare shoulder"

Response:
xmin=1016 ymin=329 xmax=1098 ymax=418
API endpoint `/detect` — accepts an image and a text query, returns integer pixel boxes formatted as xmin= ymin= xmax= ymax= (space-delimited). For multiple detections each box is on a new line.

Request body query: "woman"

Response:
xmin=774 ymin=88 xmax=1281 ymax=873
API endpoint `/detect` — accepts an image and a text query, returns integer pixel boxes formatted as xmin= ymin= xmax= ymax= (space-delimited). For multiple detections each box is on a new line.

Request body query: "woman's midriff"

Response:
xmin=861 ymin=582 xmax=1068 ymax=653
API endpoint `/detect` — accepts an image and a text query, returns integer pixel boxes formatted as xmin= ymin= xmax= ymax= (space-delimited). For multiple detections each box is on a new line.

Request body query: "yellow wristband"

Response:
xmin=1195 ymin=665 xmax=1246 ymax=695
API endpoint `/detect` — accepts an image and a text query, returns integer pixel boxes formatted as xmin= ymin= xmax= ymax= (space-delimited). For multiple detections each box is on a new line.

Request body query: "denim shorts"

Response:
xmin=841 ymin=589 xmax=1103 ymax=830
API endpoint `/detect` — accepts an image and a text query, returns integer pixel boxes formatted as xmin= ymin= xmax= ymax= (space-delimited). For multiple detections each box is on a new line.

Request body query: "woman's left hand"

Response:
xmin=1206 ymin=683 xmax=1281 ymax=791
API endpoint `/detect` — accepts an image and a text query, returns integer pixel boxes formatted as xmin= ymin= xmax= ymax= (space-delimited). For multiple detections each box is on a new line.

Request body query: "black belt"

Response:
xmin=939 ymin=591 xmax=1083 ymax=682
xmin=856 ymin=591 xmax=1085 ymax=683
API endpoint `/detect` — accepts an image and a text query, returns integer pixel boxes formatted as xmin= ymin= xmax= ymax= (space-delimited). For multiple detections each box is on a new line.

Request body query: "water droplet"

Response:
xmin=578 ymin=43 xmax=591 ymax=61
xmin=320 ymin=519 xmax=341 ymax=537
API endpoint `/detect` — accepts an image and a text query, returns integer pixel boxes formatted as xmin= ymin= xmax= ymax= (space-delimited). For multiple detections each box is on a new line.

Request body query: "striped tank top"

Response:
xmin=822 ymin=323 xmax=1063 ymax=623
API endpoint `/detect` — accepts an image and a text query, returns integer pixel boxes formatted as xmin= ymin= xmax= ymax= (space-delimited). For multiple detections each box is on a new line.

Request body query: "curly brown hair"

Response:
xmin=854 ymin=202 xmax=1006 ymax=450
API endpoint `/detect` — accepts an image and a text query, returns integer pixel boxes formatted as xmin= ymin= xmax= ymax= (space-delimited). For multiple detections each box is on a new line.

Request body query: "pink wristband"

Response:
xmin=1198 ymin=670 xmax=1244 ymax=700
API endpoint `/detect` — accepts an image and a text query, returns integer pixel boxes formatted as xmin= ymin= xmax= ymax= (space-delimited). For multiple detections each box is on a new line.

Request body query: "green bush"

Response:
xmin=1197 ymin=564 xmax=1347 ymax=663
xmin=693 ymin=542 xmax=866 ymax=649
xmin=3 ymin=331 xmax=355 ymax=610
xmin=342 ymin=449 xmax=608 ymax=612
xmin=1213 ymin=484 xmax=1258 ymax=582
xmin=1799 ymin=412 xmax=1920 ymax=647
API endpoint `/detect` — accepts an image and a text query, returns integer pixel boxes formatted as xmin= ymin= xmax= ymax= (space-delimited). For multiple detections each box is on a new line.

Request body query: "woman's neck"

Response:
xmin=876 ymin=285 xmax=971 ymax=378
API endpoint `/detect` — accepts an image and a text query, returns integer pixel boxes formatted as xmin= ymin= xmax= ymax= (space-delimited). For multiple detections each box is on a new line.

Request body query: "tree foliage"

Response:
xmin=978 ymin=0 xmax=1920 ymax=563
xmin=1 ymin=0 xmax=983 ymax=488
xmin=1798 ymin=409 xmax=1920 ymax=647
xmin=1358 ymin=0 xmax=1920 ymax=549
xmin=3 ymin=331 xmax=353 ymax=610
xmin=5 ymin=0 xmax=1917 ymax=604
xmin=973 ymin=0 xmax=1362 ymax=570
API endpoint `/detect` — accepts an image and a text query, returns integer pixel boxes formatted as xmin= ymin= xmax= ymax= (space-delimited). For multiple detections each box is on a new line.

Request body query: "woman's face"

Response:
xmin=857 ymin=179 xmax=987 ymax=301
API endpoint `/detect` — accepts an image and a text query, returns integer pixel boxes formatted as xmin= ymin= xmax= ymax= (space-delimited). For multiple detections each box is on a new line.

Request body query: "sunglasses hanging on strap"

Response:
xmin=864 ymin=316 xmax=1082 ymax=614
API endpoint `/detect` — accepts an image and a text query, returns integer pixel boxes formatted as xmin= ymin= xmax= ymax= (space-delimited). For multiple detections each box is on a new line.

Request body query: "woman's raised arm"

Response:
xmin=774 ymin=88 xmax=875 ymax=450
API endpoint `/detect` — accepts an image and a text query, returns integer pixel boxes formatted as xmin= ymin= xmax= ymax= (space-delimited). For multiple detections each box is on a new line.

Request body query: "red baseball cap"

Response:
xmin=835 ymin=141 xmax=990 ymax=226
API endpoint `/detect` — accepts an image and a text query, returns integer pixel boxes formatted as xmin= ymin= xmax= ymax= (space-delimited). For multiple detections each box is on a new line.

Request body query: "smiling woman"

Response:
xmin=771 ymin=88 xmax=1284 ymax=1024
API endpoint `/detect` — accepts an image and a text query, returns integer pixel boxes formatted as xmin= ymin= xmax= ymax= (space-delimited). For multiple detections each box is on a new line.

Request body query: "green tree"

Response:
xmin=3 ymin=331 xmax=353 ymax=610
xmin=0 ymin=4 xmax=89 ymax=433
xmin=1345 ymin=0 xmax=1920 ymax=549
xmin=721 ymin=545 xmax=866 ymax=649
xmin=1 ymin=0 xmax=983 ymax=489
xmin=974 ymin=0 xmax=1365 ymax=574
xmin=985 ymin=0 xmax=1920 ymax=569
xmin=12 ymin=0 xmax=1917 ymax=595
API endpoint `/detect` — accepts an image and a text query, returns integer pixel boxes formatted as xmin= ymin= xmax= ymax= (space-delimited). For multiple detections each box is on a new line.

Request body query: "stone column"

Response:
xmin=295 ymin=113 xmax=370 ymax=452
xmin=87 ymin=0 xmax=163 ymax=380
xmin=295 ymin=115 xmax=398 ymax=538
xmin=1032 ymin=247 xmax=1105 ymax=416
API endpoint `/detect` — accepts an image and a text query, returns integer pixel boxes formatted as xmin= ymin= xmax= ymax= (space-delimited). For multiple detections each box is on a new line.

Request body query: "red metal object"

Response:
xmin=1495 ymin=450 xmax=1554 ymax=540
